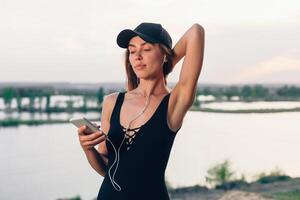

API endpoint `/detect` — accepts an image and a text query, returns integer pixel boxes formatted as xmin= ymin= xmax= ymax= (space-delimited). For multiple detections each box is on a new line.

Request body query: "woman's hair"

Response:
xmin=124 ymin=44 xmax=174 ymax=91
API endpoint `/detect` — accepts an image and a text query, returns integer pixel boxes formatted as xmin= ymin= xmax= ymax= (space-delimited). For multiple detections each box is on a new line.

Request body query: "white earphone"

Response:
xmin=106 ymin=91 xmax=152 ymax=192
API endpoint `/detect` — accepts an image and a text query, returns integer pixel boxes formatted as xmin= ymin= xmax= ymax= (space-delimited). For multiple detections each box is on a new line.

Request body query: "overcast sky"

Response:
xmin=1 ymin=0 xmax=299 ymax=84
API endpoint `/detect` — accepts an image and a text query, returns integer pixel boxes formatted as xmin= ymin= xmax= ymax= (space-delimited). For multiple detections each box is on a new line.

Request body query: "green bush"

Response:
xmin=216 ymin=180 xmax=249 ymax=190
xmin=57 ymin=195 xmax=81 ymax=200
xmin=205 ymin=159 xmax=236 ymax=188
xmin=273 ymin=190 xmax=300 ymax=200
xmin=255 ymin=167 xmax=291 ymax=184
xmin=256 ymin=175 xmax=291 ymax=184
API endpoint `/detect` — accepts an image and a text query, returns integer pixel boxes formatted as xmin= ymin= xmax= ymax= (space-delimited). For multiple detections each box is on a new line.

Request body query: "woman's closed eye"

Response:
xmin=129 ymin=49 xmax=151 ymax=54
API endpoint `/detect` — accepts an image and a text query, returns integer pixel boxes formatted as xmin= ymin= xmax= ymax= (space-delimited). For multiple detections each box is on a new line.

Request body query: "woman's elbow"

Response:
xmin=192 ymin=23 xmax=205 ymax=33
xmin=189 ymin=23 xmax=205 ymax=41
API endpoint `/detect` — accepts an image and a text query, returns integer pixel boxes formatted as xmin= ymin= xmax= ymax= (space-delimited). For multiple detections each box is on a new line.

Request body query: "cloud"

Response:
xmin=1 ymin=0 xmax=299 ymax=83
xmin=233 ymin=57 xmax=300 ymax=83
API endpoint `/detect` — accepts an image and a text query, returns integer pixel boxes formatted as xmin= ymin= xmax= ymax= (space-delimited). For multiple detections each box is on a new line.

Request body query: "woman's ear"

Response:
xmin=163 ymin=55 xmax=167 ymax=63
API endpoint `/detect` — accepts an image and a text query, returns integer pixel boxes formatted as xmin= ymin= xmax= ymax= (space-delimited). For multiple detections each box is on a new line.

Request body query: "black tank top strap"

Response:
xmin=110 ymin=91 xmax=180 ymax=133
xmin=109 ymin=91 xmax=126 ymax=125
xmin=158 ymin=92 xmax=181 ymax=134
xmin=154 ymin=92 xmax=171 ymax=121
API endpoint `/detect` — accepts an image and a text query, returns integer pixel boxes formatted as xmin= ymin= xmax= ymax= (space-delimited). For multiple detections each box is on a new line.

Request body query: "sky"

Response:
xmin=0 ymin=0 xmax=299 ymax=84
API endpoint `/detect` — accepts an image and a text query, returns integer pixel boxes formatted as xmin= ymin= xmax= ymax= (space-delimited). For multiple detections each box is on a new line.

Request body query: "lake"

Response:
xmin=200 ymin=101 xmax=300 ymax=110
xmin=0 ymin=111 xmax=299 ymax=200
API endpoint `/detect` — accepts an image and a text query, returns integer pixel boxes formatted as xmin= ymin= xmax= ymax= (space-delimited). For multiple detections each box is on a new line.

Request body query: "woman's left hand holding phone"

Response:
xmin=77 ymin=125 xmax=107 ymax=152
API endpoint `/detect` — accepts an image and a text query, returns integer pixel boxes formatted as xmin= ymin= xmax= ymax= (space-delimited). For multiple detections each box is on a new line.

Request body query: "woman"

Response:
xmin=77 ymin=22 xmax=205 ymax=200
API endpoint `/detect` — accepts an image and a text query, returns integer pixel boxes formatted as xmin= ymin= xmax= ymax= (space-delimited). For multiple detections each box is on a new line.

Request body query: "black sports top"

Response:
xmin=97 ymin=91 xmax=181 ymax=200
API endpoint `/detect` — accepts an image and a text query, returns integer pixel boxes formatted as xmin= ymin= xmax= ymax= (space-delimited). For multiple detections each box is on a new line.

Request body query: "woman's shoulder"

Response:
xmin=104 ymin=91 xmax=120 ymax=99
xmin=101 ymin=92 xmax=122 ymax=122
xmin=103 ymin=92 xmax=121 ymax=107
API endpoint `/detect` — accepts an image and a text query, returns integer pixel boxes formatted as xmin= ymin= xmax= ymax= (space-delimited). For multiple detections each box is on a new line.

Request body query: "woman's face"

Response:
xmin=128 ymin=36 xmax=165 ymax=80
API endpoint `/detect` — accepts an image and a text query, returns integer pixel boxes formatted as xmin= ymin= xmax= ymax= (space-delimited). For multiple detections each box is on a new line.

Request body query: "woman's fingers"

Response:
xmin=78 ymin=125 xmax=95 ymax=136
xmin=79 ymin=130 xmax=107 ymax=148
xmin=77 ymin=125 xmax=102 ymax=136
xmin=77 ymin=125 xmax=86 ymax=135
xmin=79 ymin=131 xmax=98 ymax=142
xmin=85 ymin=131 xmax=106 ymax=140
xmin=82 ymin=134 xmax=107 ymax=147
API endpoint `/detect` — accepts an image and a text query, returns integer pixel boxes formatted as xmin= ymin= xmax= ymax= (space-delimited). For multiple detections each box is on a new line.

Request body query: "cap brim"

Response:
xmin=116 ymin=29 xmax=158 ymax=48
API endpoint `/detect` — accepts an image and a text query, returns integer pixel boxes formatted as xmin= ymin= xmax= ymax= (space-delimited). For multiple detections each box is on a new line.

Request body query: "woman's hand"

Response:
xmin=77 ymin=125 xmax=107 ymax=152
xmin=172 ymin=23 xmax=204 ymax=69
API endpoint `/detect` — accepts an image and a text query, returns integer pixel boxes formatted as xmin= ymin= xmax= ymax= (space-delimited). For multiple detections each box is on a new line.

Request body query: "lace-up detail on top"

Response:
xmin=121 ymin=125 xmax=142 ymax=150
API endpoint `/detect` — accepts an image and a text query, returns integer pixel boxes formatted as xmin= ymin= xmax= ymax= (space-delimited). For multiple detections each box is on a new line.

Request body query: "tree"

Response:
xmin=3 ymin=87 xmax=16 ymax=112
xmin=97 ymin=87 xmax=105 ymax=107
xmin=224 ymin=86 xmax=239 ymax=100
xmin=252 ymin=85 xmax=269 ymax=98
xmin=202 ymin=87 xmax=212 ymax=95
xmin=241 ymin=85 xmax=252 ymax=100
xmin=16 ymin=94 xmax=22 ymax=112
xmin=66 ymin=97 xmax=74 ymax=113
xmin=28 ymin=94 xmax=35 ymax=113
xmin=205 ymin=159 xmax=235 ymax=187
xmin=82 ymin=95 xmax=88 ymax=112
xmin=45 ymin=93 xmax=51 ymax=113
xmin=193 ymin=95 xmax=201 ymax=107
xmin=277 ymin=85 xmax=300 ymax=98
xmin=38 ymin=96 xmax=43 ymax=112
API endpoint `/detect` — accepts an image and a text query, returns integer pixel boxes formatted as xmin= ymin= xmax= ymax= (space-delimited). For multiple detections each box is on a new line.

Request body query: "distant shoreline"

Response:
xmin=190 ymin=107 xmax=300 ymax=113
xmin=1 ymin=107 xmax=300 ymax=127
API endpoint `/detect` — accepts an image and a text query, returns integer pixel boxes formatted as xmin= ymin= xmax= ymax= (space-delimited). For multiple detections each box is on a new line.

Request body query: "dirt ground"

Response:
xmin=218 ymin=191 xmax=274 ymax=200
xmin=169 ymin=177 xmax=300 ymax=200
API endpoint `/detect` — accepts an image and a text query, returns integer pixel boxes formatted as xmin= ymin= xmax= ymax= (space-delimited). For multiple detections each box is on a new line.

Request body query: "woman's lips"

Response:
xmin=135 ymin=64 xmax=146 ymax=70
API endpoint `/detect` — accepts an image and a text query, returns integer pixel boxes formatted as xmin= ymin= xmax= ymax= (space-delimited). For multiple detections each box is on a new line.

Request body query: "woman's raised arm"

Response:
xmin=172 ymin=23 xmax=205 ymax=106
xmin=167 ymin=24 xmax=205 ymax=132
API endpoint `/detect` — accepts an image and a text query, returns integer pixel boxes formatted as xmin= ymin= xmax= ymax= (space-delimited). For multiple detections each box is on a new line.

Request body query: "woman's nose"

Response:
xmin=135 ymin=52 xmax=142 ymax=60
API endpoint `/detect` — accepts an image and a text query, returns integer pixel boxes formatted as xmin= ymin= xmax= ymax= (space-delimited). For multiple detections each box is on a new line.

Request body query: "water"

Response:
xmin=0 ymin=123 xmax=100 ymax=200
xmin=167 ymin=111 xmax=300 ymax=187
xmin=200 ymin=101 xmax=300 ymax=110
xmin=0 ymin=111 xmax=100 ymax=121
xmin=0 ymin=111 xmax=299 ymax=200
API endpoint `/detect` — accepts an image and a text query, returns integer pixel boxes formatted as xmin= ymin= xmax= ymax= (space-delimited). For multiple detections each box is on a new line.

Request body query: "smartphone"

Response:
xmin=69 ymin=117 xmax=99 ymax=134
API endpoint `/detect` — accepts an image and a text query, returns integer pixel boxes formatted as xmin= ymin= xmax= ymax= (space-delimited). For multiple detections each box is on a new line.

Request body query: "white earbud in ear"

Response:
xmin=163 ymin=55 xmax=167 ymax=63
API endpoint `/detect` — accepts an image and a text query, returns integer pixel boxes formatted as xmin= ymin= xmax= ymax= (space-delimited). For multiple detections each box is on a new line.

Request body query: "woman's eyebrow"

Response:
xmin=128 ymin=42 xmax=151 ymax=48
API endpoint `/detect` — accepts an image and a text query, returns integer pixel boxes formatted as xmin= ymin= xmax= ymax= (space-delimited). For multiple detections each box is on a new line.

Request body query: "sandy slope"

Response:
xmin=169 ymin=177 xmax=300 ymax=200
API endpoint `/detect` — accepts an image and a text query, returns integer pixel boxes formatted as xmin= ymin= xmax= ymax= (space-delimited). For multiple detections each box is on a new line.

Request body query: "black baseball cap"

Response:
xmin=116 ymin=22 xmax=172 ymax=49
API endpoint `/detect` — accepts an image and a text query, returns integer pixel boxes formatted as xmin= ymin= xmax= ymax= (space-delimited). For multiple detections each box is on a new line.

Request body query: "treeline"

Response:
xmin=0 ymin=86 xmax=106 ymax=113
xmin=1 ymin=84 xmax=300 ymax=113
xmin=196 ymin=85 xmax=300 ymax=101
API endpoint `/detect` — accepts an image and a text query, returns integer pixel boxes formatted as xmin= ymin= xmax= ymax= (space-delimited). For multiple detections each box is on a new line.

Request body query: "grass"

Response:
xmin=57 ymin=195 xmax=82 ymax=200
xmin=272 ymin=190 xmax=300 ymax=200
